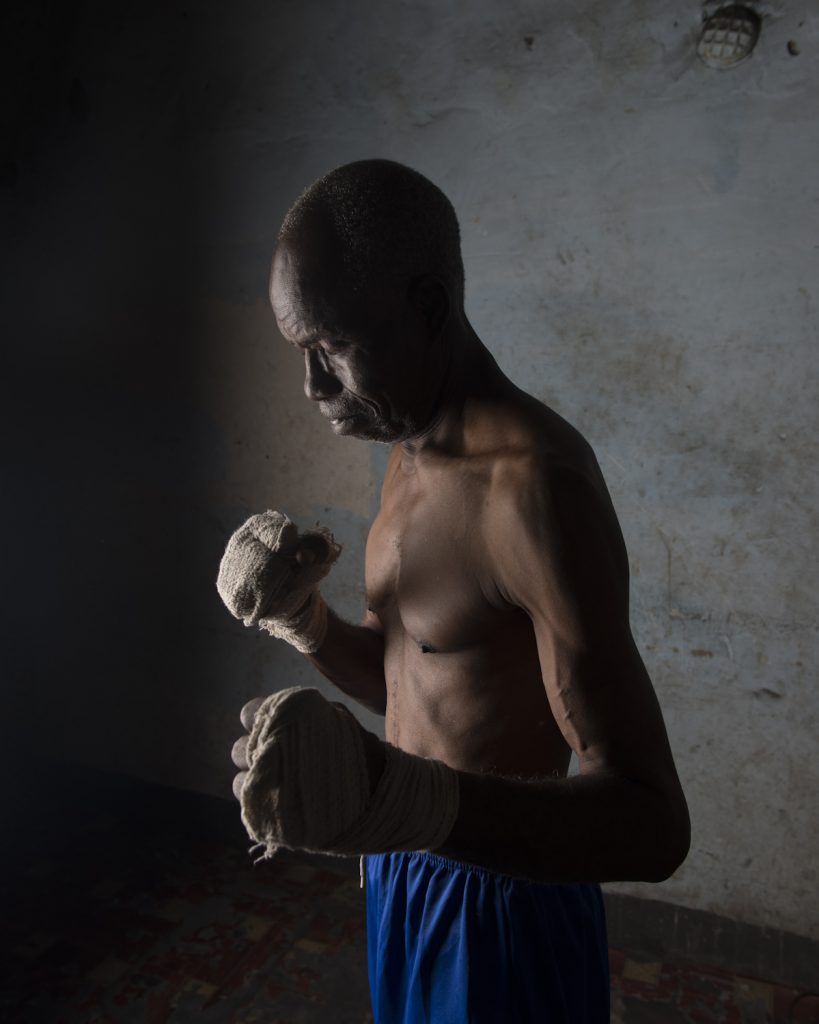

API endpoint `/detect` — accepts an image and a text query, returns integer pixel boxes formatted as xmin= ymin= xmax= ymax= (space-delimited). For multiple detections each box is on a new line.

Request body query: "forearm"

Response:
xmin=436 ymin=768 xmax=690 ymax=885
xmin=303 ymin=607 xmax=388 ymax=715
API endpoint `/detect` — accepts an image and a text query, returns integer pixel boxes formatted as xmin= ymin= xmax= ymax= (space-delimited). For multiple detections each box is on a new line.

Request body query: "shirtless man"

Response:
xmin=218 ymin=159 xmax=690 ymax=1023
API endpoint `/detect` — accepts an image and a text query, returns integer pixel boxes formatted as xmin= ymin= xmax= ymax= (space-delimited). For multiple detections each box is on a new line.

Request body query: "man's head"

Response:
xmin=270 ymin=160 xmax=465 ymax=443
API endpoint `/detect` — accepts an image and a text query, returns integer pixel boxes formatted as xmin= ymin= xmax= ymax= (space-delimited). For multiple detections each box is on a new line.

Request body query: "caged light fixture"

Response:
xmin=697 ymin=4 xmax=761 ymax=69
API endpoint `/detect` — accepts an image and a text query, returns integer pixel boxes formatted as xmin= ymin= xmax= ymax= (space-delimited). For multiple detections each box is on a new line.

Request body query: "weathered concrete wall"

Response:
xmin=4 ymin=0 xmax=817 ymax=941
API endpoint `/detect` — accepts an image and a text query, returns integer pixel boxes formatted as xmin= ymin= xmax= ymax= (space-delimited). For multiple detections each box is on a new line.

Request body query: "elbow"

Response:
xmin=643 ymin=791 xmax=691 ymax=883
xmin=643 ymin=834 xmax=690 ymax=883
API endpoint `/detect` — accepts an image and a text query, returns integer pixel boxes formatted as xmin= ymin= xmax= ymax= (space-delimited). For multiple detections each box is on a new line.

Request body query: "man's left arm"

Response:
xmin=437 ymin=458 xmax=691 ymax=884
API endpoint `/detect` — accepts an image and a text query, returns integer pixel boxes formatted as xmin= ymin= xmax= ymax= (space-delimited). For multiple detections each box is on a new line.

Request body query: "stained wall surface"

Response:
xmin=3 ymin=0 xmax=817 ymax=941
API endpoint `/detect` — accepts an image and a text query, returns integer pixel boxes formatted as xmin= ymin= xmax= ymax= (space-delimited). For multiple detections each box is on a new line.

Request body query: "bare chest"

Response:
xmin=363 ymin=458 xmax=567 ymax=775
xmin=364 ymin=466 xmax=510 ymax=653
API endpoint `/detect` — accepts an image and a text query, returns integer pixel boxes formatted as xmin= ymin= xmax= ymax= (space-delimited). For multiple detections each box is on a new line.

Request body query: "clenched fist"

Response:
xmin=216 ymin=510 xmax=341 ymax=653
xmin=229 ymin=687 xmax=457 ymax=861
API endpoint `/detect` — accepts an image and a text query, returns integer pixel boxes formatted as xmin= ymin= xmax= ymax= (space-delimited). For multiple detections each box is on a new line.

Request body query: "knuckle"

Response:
xmin=231 ymin=736 xmax=249 ymax=767
xmin=240 ymin=697 xmax=265 ymax=727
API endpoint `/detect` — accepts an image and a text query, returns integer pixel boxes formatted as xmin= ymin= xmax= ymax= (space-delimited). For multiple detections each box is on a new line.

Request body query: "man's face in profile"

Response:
xmin=270 ymin=232 xmax=439 ymax=445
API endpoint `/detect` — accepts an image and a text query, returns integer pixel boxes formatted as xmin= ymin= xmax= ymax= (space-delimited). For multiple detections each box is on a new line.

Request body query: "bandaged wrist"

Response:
xmin=239 ymin=687 xmax=460 ymax=861
xmin=258 ymin=589 xmax=329 ymax=655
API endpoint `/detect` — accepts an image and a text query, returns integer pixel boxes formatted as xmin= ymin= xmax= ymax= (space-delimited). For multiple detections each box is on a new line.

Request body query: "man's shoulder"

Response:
xmin=481 ymin=389 xmax=626 ymax=560
xmin=481 ymin=392 xmax=631 ymax=600
xmin=483 ymin=389 xmax=600 ymax=500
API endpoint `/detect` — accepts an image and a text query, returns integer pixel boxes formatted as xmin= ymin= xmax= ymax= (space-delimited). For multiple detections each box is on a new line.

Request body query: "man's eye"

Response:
xmin=321 ymin=340 xmax=349 ymax=358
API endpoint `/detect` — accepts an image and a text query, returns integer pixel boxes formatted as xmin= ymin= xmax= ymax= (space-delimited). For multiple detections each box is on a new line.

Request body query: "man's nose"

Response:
xmin=304 ymin=349 xmax=341 ymax=402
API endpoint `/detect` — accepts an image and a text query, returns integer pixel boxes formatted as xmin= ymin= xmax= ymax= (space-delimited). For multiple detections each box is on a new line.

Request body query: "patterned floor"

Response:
xmin=1 ymin=765 xmax=816 ymax=1023
xmin=609 ymin=950 xmax=819 ymax=1023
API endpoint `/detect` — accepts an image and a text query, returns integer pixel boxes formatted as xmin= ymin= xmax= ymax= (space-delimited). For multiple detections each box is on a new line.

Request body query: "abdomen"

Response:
xmin=382 ymin=613 xmax=571 ymax=780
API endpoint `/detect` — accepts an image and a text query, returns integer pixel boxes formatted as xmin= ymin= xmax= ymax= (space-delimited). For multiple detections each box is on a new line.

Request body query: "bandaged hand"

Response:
xmin=216 ymin=510 xmax=341 ymax=654
xmin=230 ymin=687 xmax=460 ymax=860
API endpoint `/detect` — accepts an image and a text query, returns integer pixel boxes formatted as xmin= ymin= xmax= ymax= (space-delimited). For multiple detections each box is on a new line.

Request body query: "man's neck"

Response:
xmin=399 ymin=318 xmax=508 ymax=461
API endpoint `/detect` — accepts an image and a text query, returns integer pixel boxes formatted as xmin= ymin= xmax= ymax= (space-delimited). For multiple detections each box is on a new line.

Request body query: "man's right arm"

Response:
xmin=303 ymin=606 xmax=387 ymax=716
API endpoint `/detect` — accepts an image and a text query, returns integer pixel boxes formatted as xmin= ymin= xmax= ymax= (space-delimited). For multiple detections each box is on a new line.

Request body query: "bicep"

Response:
xmin=494 ymin=464 xmax=678 ymax=789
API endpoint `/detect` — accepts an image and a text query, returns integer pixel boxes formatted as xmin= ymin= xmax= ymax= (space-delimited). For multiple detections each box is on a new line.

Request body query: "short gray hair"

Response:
xmin=280 ymin=159 xmax=465 ymax=305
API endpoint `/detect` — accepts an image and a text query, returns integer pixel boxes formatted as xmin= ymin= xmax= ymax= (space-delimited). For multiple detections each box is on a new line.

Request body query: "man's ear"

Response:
xmin=408 ymin=275 xmax=450 ymax=341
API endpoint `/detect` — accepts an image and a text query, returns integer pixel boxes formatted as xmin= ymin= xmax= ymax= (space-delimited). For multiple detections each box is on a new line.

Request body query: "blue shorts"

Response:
xmin=365 ymin=851 xmax=609 ymax=1024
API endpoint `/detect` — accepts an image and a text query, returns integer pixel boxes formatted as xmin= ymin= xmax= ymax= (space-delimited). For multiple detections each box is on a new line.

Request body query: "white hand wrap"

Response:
xmin=240 ymin=687 xmax=460 ymax=860
xmin=216 ymin=511 xmax=341 ymax=654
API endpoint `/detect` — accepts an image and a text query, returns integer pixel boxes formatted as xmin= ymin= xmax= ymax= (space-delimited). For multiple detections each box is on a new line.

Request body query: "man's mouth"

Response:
xmin=323 ymin=404 xmax=365 ymax=423
xmin=322 ymin=399 xmax=380 ymax=428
